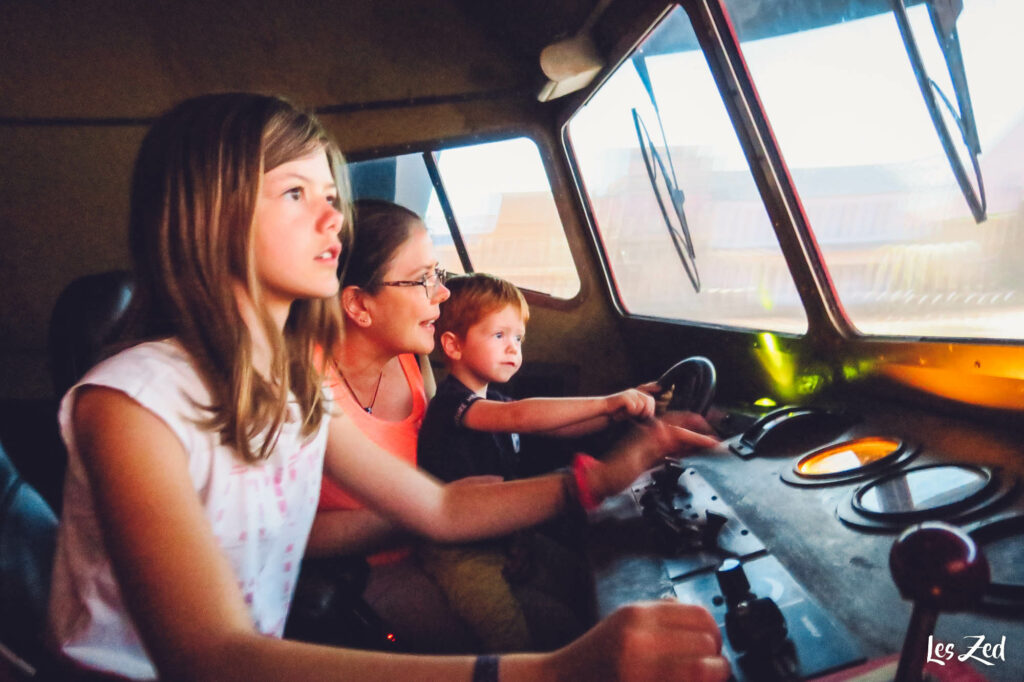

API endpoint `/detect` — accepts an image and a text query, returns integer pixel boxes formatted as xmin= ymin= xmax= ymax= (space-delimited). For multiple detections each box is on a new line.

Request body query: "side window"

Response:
xmin=348 ymin=138 xmax=580 ymax=300
xmin=566 ymin=8 xmax=807 ymax=334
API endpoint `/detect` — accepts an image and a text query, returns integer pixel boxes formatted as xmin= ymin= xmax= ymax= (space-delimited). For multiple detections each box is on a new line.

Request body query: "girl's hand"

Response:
xmin=542 ymin=601 xmax=730 ymax=682
xmin=587 ymin=418 xmax=719 ymax=499
xmin=606 ymin=389 xmax=656 ymax=421
xmin=662 ymin=409 xmax=716 ymax=436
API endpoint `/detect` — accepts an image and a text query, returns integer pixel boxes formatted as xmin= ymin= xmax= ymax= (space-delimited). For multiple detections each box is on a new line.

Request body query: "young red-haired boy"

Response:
xmin=417 ymin=273 xmax=661 ymax=652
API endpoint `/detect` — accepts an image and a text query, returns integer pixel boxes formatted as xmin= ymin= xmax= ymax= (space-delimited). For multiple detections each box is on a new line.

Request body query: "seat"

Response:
xmin=0 ymin=439 xmax=58 ymax=677
xmin=48 ymin=270 xmax=134 ymax=398
xmin=0 ymin=269 xmax=136 ymax=678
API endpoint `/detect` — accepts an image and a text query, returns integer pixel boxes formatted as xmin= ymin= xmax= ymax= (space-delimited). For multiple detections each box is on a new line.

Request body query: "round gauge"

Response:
xmin=837 ymin=463 xmax=1017 ymax=532
xmin=796 ymin=437 xmax=905 ymax=477
xmin=853 ymin=463 xmax=994 ymax=520
xmin=781 ymin=436 xmax=917 ymax=487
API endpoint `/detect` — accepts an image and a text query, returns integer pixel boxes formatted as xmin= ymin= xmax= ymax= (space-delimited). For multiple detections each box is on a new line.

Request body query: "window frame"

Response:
xmin=346 ymin=129 xmax=589 ymax=310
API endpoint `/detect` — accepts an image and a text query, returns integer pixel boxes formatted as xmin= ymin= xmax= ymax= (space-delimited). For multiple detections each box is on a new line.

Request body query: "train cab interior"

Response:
xmin=2 ymin=0 xmax=1023 ymax=679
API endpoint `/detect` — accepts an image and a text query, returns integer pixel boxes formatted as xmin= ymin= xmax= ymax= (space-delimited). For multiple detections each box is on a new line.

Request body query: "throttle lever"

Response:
xmin=889 ymin=521 xmax=990 ymax=682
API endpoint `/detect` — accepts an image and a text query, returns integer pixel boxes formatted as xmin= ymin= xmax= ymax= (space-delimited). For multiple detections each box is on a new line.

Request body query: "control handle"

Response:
xmin=889 ymin=521 xmax=990 ymax=682
xmin=716 ymin=559 xmax=788 ymax=655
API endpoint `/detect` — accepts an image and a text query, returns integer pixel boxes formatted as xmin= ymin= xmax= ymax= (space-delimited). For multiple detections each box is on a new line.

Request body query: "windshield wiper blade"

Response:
xmin=928 ymin=0 xmax=980 ymax=155
xmin=632 ymin=107 xmax=700 ymax=292
xmin=631 ymin=56 xmax=699 ymax=292
xmin=632 ymin=56 xmax=690 ymax=251
xmin=891 ymin=0 xmax=987 ymax=223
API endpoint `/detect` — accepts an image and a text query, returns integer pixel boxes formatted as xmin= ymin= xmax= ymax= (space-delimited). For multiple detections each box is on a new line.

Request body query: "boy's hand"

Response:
xmin=636 ymin=380 xmax=663 ymax=396
xmin=636 ymin=380 xmax=673 ymax=416
xmin=607 ymin=389 xmax=656 ymax=421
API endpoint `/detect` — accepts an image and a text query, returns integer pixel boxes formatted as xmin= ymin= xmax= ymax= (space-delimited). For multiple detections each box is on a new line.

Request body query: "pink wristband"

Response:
xmin=572 ymin=453 xmax=602 ymax=511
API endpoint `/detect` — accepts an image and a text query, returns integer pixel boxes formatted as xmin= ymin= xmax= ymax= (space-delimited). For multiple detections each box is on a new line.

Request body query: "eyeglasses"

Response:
xmin=381 ymin=266 xmax=449 ymax=299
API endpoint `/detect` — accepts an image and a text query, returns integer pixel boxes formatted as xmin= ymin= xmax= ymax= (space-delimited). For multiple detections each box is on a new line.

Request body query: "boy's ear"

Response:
xmin=439 ymin=331 xmax=462 ymax=361
xmin=341 ymin=286 xmax=372 ymax=328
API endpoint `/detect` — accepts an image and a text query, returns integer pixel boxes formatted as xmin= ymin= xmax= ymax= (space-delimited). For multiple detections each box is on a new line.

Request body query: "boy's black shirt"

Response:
xmin=418 ymin=375 xmax=521 ymax=482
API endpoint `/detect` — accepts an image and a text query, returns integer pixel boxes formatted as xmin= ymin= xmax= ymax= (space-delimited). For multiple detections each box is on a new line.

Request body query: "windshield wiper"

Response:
xmin=631 ymin=55 xmax=700 ymax=292
xmin=891 ymin=0 xmax=986 ymax=223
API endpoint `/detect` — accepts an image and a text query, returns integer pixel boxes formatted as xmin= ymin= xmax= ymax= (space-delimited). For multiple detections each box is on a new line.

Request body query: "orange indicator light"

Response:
xmin=796 ymin=437 xmax=903 ymax=476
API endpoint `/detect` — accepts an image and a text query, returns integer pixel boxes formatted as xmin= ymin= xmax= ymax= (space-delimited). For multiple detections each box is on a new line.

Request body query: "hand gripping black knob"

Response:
xmin=716 ymin=559 xmax=788 ymax=655
xmin=890 ymin=521 xmax=990 ymax=682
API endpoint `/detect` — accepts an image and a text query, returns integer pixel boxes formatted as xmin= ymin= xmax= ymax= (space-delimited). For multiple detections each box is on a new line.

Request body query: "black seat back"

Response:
xmin=0 ymin=270 xmax=135 ymax=677
xmin=48 ymin=270 xmax=134 ymax=398
xmin=0 ymin=439 xmax=58 ymax=674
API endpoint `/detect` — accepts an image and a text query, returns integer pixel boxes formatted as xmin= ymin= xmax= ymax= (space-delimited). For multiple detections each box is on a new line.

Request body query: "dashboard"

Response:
xmin=587 ymin=396 xmax=1024 ymax=681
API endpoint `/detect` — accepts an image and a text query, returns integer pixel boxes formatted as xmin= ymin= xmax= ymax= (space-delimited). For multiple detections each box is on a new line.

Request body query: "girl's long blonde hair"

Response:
xmin=122 ymin=93 xmax=351 ymax=461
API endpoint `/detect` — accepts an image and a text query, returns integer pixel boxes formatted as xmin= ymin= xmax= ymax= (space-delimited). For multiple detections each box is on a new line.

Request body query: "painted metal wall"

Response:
xmin=0 ymin=0 xmax=633 ymax=400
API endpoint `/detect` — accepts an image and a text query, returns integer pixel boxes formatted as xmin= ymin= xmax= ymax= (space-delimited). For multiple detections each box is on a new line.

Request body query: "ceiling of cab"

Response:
xmin=0 ymin=0 xmax=600 ymax=120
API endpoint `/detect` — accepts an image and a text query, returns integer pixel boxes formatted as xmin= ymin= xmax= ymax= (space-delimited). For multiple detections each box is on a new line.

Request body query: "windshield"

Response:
xmin=729 ymin=0 xmax=1024 ymax=340
xmin=567 ymin=8 xmax=807 ymax=334
xmin=568 ymin=0 xmax=1024 ymax=341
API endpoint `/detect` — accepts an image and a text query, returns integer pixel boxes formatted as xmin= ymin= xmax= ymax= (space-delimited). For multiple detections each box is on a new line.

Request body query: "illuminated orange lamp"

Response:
xmin=796 ymin=437 xmax=904 ymax=477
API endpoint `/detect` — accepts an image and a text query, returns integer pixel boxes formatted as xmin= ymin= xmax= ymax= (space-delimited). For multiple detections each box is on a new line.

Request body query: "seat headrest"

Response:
xmin=48 ymin=270 xmax=134 ymax=397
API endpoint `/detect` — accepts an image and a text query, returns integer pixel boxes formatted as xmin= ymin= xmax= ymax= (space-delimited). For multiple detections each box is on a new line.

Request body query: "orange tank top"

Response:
xmin=319 ymin=353 xmax=426 ymax=564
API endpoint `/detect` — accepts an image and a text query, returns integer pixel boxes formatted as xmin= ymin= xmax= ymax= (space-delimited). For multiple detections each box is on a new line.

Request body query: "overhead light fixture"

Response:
xmin=537 ymin=0 xmax=614 ymax=102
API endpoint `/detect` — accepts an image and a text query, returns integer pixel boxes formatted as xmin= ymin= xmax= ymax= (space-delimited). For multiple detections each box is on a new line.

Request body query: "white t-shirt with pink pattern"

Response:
xmin=49 ymin=339 xmax=327 ymax=679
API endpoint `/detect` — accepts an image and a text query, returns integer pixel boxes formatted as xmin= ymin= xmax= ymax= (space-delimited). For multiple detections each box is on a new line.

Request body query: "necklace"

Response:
xmin=338 ymin=364 xmax=385 ymax=415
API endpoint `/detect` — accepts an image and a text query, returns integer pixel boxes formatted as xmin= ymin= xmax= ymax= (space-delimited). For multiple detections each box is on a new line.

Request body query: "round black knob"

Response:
xmin=889 ymin=521 xmax=990 ymax=610
xmin=716 ymin=559 xmax=788 ymax=655
xmin=716 ymin=558 xmax=754 ymax=607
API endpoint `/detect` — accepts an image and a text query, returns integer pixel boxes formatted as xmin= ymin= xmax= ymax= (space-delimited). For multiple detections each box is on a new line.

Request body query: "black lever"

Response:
xmin=651 ymin=461 xmax=685 ymax=496
xmin=716 ymin=558 xmax=789 ymax=656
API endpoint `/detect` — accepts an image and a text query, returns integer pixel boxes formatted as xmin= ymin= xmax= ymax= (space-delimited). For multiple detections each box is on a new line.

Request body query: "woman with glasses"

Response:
xmin=301 ymin=199 xmax=478 ymax=653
